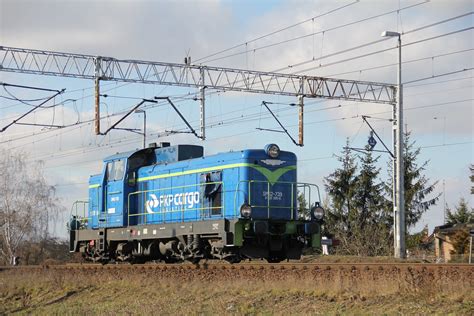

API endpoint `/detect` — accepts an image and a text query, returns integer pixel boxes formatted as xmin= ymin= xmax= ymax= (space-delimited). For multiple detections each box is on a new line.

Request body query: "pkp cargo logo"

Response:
xmin=146 ymin=191 xmax=200 ymax=213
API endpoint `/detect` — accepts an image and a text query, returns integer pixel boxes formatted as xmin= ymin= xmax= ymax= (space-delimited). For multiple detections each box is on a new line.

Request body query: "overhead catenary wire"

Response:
xmin=0 ymin=89 xmax=199 ymax=137
xmin=405 ymin=75 xmax=473 ymax=88
xmin=0 ymin=13 xmax=470 ymax=159
xmin=1 ymin=7 xmax=467 ymax=122
xmin=0 ymin=45 xmax=472 ymax=130
xmin=194 ymin=0 xmax=361 ymax=63
xmin=1 ymin=1 xmax=421 ymax=112
xmin=2 ymin=9 xmax=472 ymax=200
xmin=323 ymin=48 xmax=474 ymax=78
xmin=200 ymin=0 xmax=431 ymax=64
xmin=2 ymin=92 xmax=205 ymax=148
xmin=7 ymin=68 xmax=473 ymax=150
xmin=163 ymin=24 xmax=474 ymax=102
xmin=290 ymin=26 xmax=474 ymax=74
xmin=0 ymin=88 xmax=66 ymax=133
xmin=42 ymin=132 xmax=473 ymax=177
xmin=22 ymin=94 xmax=473 ymax=164
xmin=403 ymin=68 xmax=474 ymax=84
xmin=2 ymin=12 xmax=469 ymax=133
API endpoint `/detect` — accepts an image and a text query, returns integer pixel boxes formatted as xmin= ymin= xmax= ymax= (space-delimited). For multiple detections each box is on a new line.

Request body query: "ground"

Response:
xmin=1 ymin=259 xmax=472 ymax=315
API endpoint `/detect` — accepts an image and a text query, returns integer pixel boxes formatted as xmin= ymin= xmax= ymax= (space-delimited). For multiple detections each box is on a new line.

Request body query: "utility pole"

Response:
xmin=396 ymin=33 xmax=406 ymax=259
xmin=382 ymin=31 xmax=405 ymax=259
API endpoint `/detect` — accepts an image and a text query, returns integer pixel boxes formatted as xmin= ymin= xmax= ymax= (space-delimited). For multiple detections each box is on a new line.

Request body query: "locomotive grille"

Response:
xmin=269 ymin=222 xmax=286 ymax=234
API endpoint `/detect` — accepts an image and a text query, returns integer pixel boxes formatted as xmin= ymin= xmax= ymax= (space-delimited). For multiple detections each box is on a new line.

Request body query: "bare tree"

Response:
xmin=0 ymin=149 xmax=60 ymax=265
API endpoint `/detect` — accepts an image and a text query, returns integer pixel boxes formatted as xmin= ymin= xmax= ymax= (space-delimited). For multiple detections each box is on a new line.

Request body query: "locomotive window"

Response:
xmin=201 ymin=171 xmax=222 ymax=216
xmin=114 ymin=159 xmax=125 ymax=180
xmin=106 ymin=159 xmax=125 ymax=182
xmin=106 ymin=162 xmax=114 ymax=181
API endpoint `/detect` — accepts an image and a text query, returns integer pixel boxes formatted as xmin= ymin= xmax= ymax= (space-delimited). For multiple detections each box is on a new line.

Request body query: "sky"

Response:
xmin=0 ymin=0 xmax=473 ymax=238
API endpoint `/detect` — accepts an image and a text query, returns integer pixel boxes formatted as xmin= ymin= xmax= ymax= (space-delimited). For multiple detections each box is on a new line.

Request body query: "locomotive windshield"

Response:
xmin=106 ymin=159 xmax=125 ymax=181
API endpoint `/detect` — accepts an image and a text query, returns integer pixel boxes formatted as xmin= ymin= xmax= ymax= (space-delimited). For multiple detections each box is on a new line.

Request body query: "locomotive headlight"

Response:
xmin=311 ymin=202 xmax=324 ymax=220
xmin=240 ymin=203 xmax=252 ymax=218
xmin=265 ymin=143 xmax=280 ymax=158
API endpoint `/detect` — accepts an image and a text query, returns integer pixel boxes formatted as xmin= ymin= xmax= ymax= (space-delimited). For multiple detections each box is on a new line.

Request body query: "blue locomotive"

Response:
xmin=69 ymin=143 xmax=324 ymax=263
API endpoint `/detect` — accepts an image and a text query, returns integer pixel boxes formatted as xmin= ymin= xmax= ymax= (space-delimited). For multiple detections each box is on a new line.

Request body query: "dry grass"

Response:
xmin=299 ymin=254 xmax=424 ymax=263
xmin=1 ymin=266 xmax=472 ymax=315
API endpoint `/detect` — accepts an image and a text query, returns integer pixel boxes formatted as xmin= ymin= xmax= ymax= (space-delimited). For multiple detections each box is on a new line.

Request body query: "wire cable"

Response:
xmin=291 ymin=27 xmax=474 ymax=74
xmin=195 ymin=0 xmax=360 ymax=63
xmin=201 ymin=1 xmax=430 ymax=64
xmin=324 ymin=48 xmax=474 ymax=78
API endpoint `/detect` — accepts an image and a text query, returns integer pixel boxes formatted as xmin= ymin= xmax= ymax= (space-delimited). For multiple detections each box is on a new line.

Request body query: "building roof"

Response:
xmin=434 ymin=223 xmax=474 ymax=236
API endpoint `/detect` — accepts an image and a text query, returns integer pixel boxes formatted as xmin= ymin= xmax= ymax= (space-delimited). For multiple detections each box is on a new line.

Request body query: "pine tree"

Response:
xmin=449 ymin=228 xmax=470 ymax=259
xmin=324 ymin=142 xmax=391 ymax=256
xmin=385 ymin=131 xmax=440 ymax=228
xmin=354 ymin=147 xmax=385 ymax=229
xmin=323 ymin=141 xmax=358 ymax=247
xmin=351 ymin=147 xmax=392 ymax=256
xmin=446 ymin=198 xmax=473 ymax=225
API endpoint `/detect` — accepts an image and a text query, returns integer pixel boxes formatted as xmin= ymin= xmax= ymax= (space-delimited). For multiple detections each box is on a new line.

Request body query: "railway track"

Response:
xmin=1 ymin=261 xmax=472 ymax=271
xmin=2 ymin=262 xmax=472 ymax=296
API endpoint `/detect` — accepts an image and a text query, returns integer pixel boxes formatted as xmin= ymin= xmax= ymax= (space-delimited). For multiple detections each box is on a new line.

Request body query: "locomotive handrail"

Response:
xmin=296 ymin=182 xmax=322 ymax=203
xmin=83 ymin=179 xmax=323 ymax=229
xmin=126 ymin=181 xmax=226 ymax=226
xmin=233 ymin=180 xmax=322 ymax=220
xmin=69 ymin=200 xmax=90 ymax=230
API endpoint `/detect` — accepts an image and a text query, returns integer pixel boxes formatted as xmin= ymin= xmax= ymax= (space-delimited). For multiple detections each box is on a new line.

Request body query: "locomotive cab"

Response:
xmin=87 ymin=144 xmax=204 ymax=228
xmin=88 ymin=148 xmax=153 ymax=228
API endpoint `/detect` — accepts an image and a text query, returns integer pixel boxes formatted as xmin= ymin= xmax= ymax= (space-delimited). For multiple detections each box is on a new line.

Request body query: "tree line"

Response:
xmin=321 ymin=131 xmax=472 ymax=256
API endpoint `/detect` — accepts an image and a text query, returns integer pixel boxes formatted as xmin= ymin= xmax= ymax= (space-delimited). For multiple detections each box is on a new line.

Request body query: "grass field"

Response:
xmin=1 ymin=263 xmax=473 ymax=315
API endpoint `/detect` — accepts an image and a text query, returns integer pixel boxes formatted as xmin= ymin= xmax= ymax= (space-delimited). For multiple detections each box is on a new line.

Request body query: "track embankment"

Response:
xmin=1 ymin=262 xmax=472 ymax=315
xmin=1 ymin=262 xmax=472 ymax=284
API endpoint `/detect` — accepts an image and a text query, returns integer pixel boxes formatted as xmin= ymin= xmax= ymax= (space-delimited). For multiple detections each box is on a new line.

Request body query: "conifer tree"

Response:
xmin=446 ymin=198 xmax=473 ymax=225
xmin=324 ymin=141 xmax=358 ymax=234
xmin=354 ymin=147 xmax=385 ymax=229
xmin=352 ymin=147 xmax=392 ymax=256
xmin=385 ymin=131 xmax=439 ymax=228
xmin=324 ymin=141 xmax=392 ymax=256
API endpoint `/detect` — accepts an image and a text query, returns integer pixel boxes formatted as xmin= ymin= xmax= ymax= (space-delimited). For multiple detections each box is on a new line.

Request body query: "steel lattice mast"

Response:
xmin=0 ymin=45 xmax=396 ymax=141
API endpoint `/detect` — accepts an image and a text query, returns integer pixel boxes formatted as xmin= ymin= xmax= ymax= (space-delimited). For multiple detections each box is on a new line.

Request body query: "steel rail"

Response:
xmin=1 ymin=262 xmax=472 ymax=272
